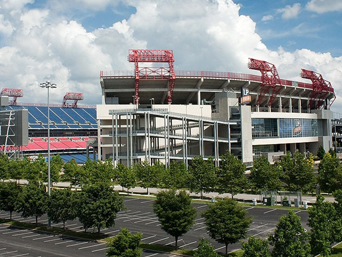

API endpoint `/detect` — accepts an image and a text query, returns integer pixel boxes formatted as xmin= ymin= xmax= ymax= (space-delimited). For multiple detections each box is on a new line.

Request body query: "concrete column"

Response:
xmin=240 ymin=105 xmax=253 ymax=164
xmin=289 ymin=98 xmax=292 ymax=113
xmin=280 ymin=144 xmax=286 ymax=153
xmin=290 ymin=143 xmax=297 ymax=153
xmin=299 ymin=143 xmax=306 ymax=153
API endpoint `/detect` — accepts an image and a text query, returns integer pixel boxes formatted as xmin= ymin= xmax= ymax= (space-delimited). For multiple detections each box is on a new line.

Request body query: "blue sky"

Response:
xmin=0 ymin=0 xmax=341 ymax=112
xmin=234 ymin=0 xmax=342 ymax=57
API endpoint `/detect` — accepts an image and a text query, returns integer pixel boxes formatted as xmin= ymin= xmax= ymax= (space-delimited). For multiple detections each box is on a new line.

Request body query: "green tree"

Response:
xmin=48 ymin=188 xmax=79 ymax=230
xmin=0 ymin=182 xmax=22 ymax=220
xmin=163 ymin=161 xmax=188 ymax=189
xmin=318 ymin=152 xmax=342 ymax=193
xmin=0 ymin=154 xmax=9 ymax=181
xmin=88 ymin=158 xmax=114 ymax=184
xmin=202 ymin=198 xmax=252 ymax=255
xmin=188 ymin=156 xmax=216 ymax=199
xmin=194 ymin=238 xmax=219 ymax=257
xmin=47 ymin=154 xmax=63 ymax=185
xmin=279 ymin=151 xmax=316 ymax=193
xmin=216 ymin=151 xmax=247 ymax=198
xmin=61 ymin=159 xmax=85 ymax=188
xmin=268 ymin=210 xmax=310 ymax=257
xmin=78 ymin=183 xmax=124 ymax=233
xmin=24 ymin=154 xmax=46 ymax=183
xmin=317 ymin=145 xmax=326 ymax=160
xmin=106 ymin=228 xmax=142 ymax=257
xmin=116 ymin=163 xmax=136 ymax=192
xmin=308 ymin=195 xmax=337 ymax=256
xmin=250 ymin=157 xmax=281 ymax=193
xmin=153 ymin=189 xmax=197 ymax=248
xmin=329 ymin=148 xmax=337 ymax=158
xmin=242 ymin=237 xmax=271 ymax=257
xmin=135 ymin=160 xmax=164 ymax=194
xmin=8 ymin=157 xmax=26 ymax=182
xmin=333 ymin=189 xmax=342 ymax=242
xmin=18 ymin=182 xmax=49 ymax=225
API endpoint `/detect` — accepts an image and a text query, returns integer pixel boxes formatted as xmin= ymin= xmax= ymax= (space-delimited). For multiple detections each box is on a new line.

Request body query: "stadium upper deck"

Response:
xmin=100 ymin=70 xmax=335 ymax=111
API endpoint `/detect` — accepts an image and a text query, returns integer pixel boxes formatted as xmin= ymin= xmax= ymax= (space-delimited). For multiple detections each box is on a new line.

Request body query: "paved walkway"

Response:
xmin=48 ymin=181 xmax=335 ymax=206
xmin=115 ymin=185 xmax=335 ymax=204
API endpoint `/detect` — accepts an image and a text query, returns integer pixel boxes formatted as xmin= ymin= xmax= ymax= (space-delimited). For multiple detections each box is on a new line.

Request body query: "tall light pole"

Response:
xmin=40 ymin=81 xmax=56 ymax=228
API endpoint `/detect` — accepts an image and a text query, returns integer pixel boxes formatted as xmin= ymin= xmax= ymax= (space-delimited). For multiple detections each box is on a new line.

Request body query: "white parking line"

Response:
xmin=44 ymin=238 xmax=61 ymax=242
xmin=55 ymin=240 xmax=73 ymax=245
xmin=2 ymin=230 xmax=23 ymax=235
xmin=149 ymin=237 xmax=169 ymax=244
xmin=145 ymin=220 xmax=159 ymax=225
xmin=252 ymin=227 xmax=275 ymax=236
xmin=179 ymin=241 xmax=197 ymax=248
xmin=22 ymin=234 xmax=42 ymax=239
xmin=215 ymin=245 xmax=226 ymax=251
xmin=0 ymin=251 xmax=18 ymax=255
xmin=91 ymin=247 xmax=108 ymax=252
xmin=12 ymin=231 xmax=33 ymax=237
xmin=141 ymin=200 xmax=153 ymax=203
xmin=145 ymin=253 xmax=158 ymax=257
xmin=79 ymin=242 xmax=105 ymax=250
xmin=104 ymin=229 xmax=120 ymax=235
xmin=32 ymin=235 xmax=54 ymax=241
xmin=295 ymin=210 xmax=302 ymax=214
xmin=11 ymin=253 xmax=30 ymax=256
xmin=141 ymin=234 xmax=156 ymax=241
xmin=248 ymin=223 xmax=269 ymax=231
xmin=245 ymin=207 xmax=254 ymax=210
xmin=194 ymin=226 xmax=206 ymax=231
xmin=66 ymin=241 xmax=89 ymax=247
xmin=134 ymin=217 xmax=158 ymax=224
xmin=0 ymin=248 xmax=6 ymax=251
xmin=264 ymin=209 xmax=277 ymax=214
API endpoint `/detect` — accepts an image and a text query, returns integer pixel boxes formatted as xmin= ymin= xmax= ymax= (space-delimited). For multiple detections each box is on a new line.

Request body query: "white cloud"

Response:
xmin=306 ymin=0 xmax=342 ymax=13
xmin=0 ymin=0 xmax=341 ymax=112
xmin=277 ymin=3 xmax=301 ymax=19
xmin=262 ymin=15 xmax=273 ymax=22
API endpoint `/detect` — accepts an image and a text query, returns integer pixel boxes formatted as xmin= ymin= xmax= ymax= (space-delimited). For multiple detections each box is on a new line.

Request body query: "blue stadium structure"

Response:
xmin=5 ymin=103 xmax=97 ymax=163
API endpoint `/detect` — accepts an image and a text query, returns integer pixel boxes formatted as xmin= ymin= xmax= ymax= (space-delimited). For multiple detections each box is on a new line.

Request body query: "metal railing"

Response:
xmin=100 ymin=70 xmax=322 ymax=91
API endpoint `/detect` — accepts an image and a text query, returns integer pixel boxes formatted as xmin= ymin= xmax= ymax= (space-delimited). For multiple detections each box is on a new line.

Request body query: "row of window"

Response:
xmin=252 ymin=118 xmax=322 ymax=139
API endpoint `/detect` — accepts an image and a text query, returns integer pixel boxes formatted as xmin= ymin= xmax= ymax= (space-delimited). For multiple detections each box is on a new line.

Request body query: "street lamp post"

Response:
xmin=40 ymin=81 xmax=56 ymax=228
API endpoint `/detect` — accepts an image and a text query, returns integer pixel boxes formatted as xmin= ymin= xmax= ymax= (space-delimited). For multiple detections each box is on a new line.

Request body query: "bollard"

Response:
xmin=252 ymin=198 xmax=257 ymax=206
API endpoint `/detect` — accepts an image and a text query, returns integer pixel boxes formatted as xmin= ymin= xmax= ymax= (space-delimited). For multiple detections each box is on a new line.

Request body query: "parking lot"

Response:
xmin=0 ymin=196 xmax=309 ymax=256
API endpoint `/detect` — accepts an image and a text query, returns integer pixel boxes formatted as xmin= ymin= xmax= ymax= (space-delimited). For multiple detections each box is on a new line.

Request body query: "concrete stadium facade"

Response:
xmin=97 ymin=70 xmax=334 ymax=167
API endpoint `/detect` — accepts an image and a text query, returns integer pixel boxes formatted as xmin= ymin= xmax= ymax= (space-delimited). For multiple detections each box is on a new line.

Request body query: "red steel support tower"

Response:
xmin=0 ymin=88 xmax=23 ymax=105
xmin=301 ymin=69 xmax=335 ymax=109
xmin=248 ymin=58 xmax=283 ymax=106
xmin=128 ymin=49 xmax=176 ymax=104
xmin=62 ymin=92 xmax=84 ymax=108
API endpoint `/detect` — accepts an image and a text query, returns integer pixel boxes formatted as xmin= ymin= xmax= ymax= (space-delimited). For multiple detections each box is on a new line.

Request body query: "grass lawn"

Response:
xmin=330 ymin=242 xmax=342 ymax=256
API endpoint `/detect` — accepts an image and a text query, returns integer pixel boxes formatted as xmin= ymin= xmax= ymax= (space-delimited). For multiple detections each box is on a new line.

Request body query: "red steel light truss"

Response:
xmin=62 ymin=92 xmax=84 ymax=108
xmin=301 ymin=69 xmax=335 ymax=109
xmin=128 ymin=49 xmax=176 ymax=104
xmin=248 ymin=58 xmax=283 ymax=106
xmin=0 ymin=88 xmax=23 ymax=105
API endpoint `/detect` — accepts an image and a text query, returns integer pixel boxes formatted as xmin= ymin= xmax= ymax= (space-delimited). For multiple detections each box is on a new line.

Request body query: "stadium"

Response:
xmin=0 ymin=90 xmax=97 ymax=163
xmin=0 ymin=49 xmax=336 ymax=166
xmin=97 ymin=49 xmax=335 ymax=168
